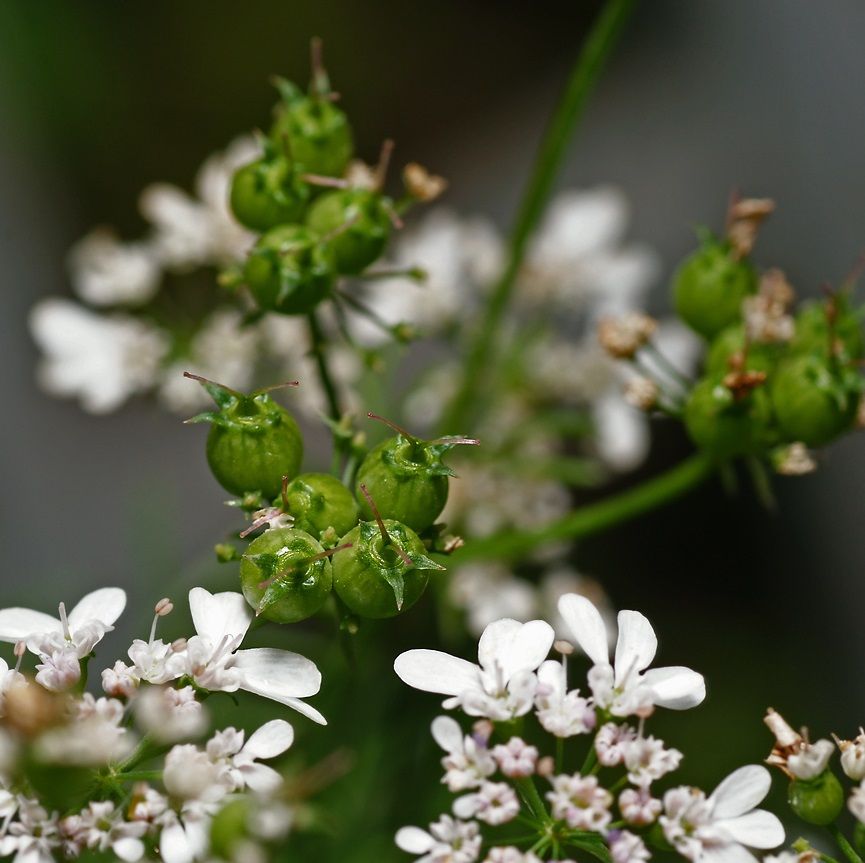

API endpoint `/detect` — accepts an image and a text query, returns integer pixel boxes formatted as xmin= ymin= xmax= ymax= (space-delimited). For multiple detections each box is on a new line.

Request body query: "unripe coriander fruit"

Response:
xmin=771 ymin=355 xmax=861 ymax=447
xmin=791 ymin=299 xmax=865 ymax=362
xmin=185 ymin=374 xmax=303 ymax=499
xmin=305 ymin=188 xmax=392 ymax=275
xmin=355 ymin=415 xmax=479 ymax=533
xmin=684 ymin=377 xmax=773 ymax=459
xmin=332 ymin=518 xmax=441 ymax=618
xmin=244 ymin=225 xmax=335 ymax=315
xmin=788 ymin=770 xmax=844 ymax=826
xmin=673 ymin=237 xmax=758 ymax=339
xmin=706 ymin=324 xmax=779 ymax=377
xmin=282 ymin=472 xmax=359 ymax=539
xmin=270 ymin=82 xmax=353 ymax=178
xmin=229 ymin=154 xmax=311 ymax=233
xmin=240 ymin=527 xmax=333 ymax=623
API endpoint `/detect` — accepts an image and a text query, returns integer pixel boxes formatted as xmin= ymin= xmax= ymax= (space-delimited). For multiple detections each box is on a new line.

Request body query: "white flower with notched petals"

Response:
xmin=153 ymin=801 xmax=213 ymax=863
xmin=0 ymin=798 xmax=61 ymax=863
xmin=596 ymin=723 xmax=638 ymax=767
xmin=558 ymin=594 xmax=705 ymax=717
xmin=546 ymin=773 xmax=613 ymax=831
xmin=29 ymin=299 xmax=169 ymax=414
xmin=453 ymin=781 xmax=519 ymax=825
xmin=661 ymin=765 xmax=784 ymax=863
xmin=491 ymin=737 xmax=538 ymax=779
xmin=59 ymin=801 xmax=147 ymax=862
xmin=134 ymin=685 xmax=207 ymax=743
xmin=0 ymin=587 xmax=126 ymax=664
xmin=534 ymin=658 xmax=595 ymax=738
xmin=101 ymin=660 xmax=140 ymax=698
xmin=623 ymin=735 xmax=683 ymax=788
xmin=394 ymin=618 xmax=554 ymax=722
xmin=609 ymin=830 xmax=651 ymax=863
xmin=787 ymin=738 xmax=834 ymax=780
xmin=127 ymin=637 xmax=185 ymax=685
xmin=179 ymin=588 xmax=325 ymax=724
xmin=482 ymin=850 xmax=545 ymax=863
xmin=395 ymin=815 xmax=481 ymax=863
xmin=619 ymin=787 xmax=662 ymax=826
xmin=431 ymin=716 xmax=496 ymax=792
xmin=206 ymin=719 xmax=294 ymax=794
xmin=838 ymin=731 xmax=865 ymax=781
xmin=68 ymin=230 xmax=161 ymax=307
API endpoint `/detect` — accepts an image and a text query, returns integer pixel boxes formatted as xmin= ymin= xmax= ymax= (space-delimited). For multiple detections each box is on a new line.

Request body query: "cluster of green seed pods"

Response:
xmin=186 ymin=374 xmax=476 ymax=624
xmin=671 ymin=203 xmax=864 ymax=463
xmin=225 ymin=45 xmax=439 ymax=317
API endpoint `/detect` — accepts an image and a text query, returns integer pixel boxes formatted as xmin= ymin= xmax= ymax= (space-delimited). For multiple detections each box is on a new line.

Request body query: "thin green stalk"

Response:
xmin=828 ymin=825 xmax=864 ymax=863
xmin=439 ymin=0 xmax=638 ymax=433
xmin=580 ymin=742 xmax=598 ymax=775
xmin=456 ymin=452 xmax=715 ymax=562
xmin=515 ymin=776 xmax=553 ymax=825
xmin=306 ymin=310 xmax=343 ymax=424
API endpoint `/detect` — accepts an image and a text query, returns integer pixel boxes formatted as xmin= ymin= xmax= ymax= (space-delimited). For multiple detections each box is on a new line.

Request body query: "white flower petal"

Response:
xmin=395 ymin=827 xmax=435 ymax=854
xmin=717 ymin=810 xmax=785 ymax=849
xmin=234 ymin=648 xmax=321 ymax=698
xmin=477 ymin=618 xmax=522 ymax=670
xmin=701 ymin=843 xmax=760 ymax=863
xmin=275 ymin=695 xmax=327 ymax=725
xmin=431 ymin=715 xmax=464 ymax=754
xmin=243 ymin=762 xmax=285 ymax=794
xmin=508 ymin=620 xmax=555 ymax=677
xmin=394 ymin=649 xmax=481 ymax=697
xmin=710 ymin=765 xmax=772 ymax=820
xmin=113 ymin=836 xmax=145 ymax=862
xmin=68 ymin=587 xmax=127 ymax=630
xmin=159 ymin=822 xmax=193 ymax=863
xmin=641 ymin=665 xmax=706 ymax=709
xmin=188 ymin=588 xmax=252 ymax=644
xmin=557 ymin=594 xmax=609 ymax=666
xmin=614 ymin=610 xmax=657 ymax=684
xmin=243 ymin=719 xmax=294 ymax=759
xmin=0 ymin=608 xmax=61 ymax=643
xmin=452 ymin=793 xmax=479 ymax=818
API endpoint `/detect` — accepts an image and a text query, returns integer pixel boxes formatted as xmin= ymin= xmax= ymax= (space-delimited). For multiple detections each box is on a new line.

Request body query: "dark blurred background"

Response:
xmin=1 ymin=1 xmax=863 ymax=857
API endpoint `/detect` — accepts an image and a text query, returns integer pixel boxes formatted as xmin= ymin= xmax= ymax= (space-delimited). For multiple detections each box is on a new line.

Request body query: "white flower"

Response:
xmin=394 ymin=618 xmax=555 ymax=721
xmin=101 ymin=660 xmax=140 ymax=697
xmin=179 ymin=588 xmax=325 ymax=724
xmin=0 ymin=587 xmax=126 ymax=661
xmin=849 ymin=782 xmax=865 ymax=823
xmin=140 ymin=136 xmax=257 ymax=270
xmin=29 ymin=299 xmax=168 ymax=413
xmin=453 ymin=781 xmax=519 ymax=825
xmin=596 ymin=723 xmax=638 ymax=767
xmin=127 ymin=637 xmax=185 ymax=685
xmin=838 ymin=730 xmax=865 ymax=781
xmin=59 ymin=801 xmax=147 ymax=862
xmin=558 ymin=594 xmax=705 ymax=717
xmin=610 ymin=830 xmax=651 ymax=863
xmin=0 ymin=656 xmax=25 ymax=718
xmin=619 ymin=787 xmax=662 ymax=826
xmin=206 ymin=719 xmax=294 ymax=794
xmin=163 ymin=744 xmax=226 ymax=803
xmin=448 ymin=564 xmax=537 ymax=639
xmin=592 ymin=392 xmax=650 ymax=473
xmin=431 ymin=715 xmax=496 ymax=792
xmin=534 ymin=658 xmax=595 ymax=738
xmin=660 ymin=765 xmax=784 ymax=863
xmin=623 ymin=736 xmax=683 ymax=787
xmin=395 ymin=815 xmax=482 ymax=863
xmin=134 ymin=685 xmax=207 ymax=743
xmin=546 ymin=773 xmax=613 ymax=831
xmin=33 ymin=646 xmax=81 ymax=691
xmin=154 ymin=802 xmax=213 ymax=863
xmin=0 ymin=799 xmax=60 ymax=863
xmin=491 ymin=737 xmax=538 ymax=778
xmin=68 ymin=230 xmax=161 ymax=307
xmin=483 ymin=850 xmax=544 ymax=863
xmin=787 ymin=739 xmax=834 ymax=780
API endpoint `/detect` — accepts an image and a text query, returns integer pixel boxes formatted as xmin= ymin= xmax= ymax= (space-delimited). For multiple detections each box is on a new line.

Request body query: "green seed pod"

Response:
xmin=229 ymin=154 xmax=311 ymax=233
xmin=270 ymin=79 xmax=353 ymax=178
xmin=771 ymin=354 xmax=861 ymax=447
xmin=791 ymin=298 xmax=865 ymax=362
xmin=185 ymin=374 xmax=303 ymax=499
xmin=355 ymin=415 xmax=479 ymax=533
xmin=788 ymin=770 xmax=844 ymax=826
xmin=305 ymin=188 xmax=392 ymax=274
xmin=282 ymin=472 xmax=359 ymax=539
xmin=240 ymin=527 xmax=334 ymax=623
xmin=706 ymin=324 xmax=780 ymax=377
xmin=244 ymin=224 xmax=335 ymax=315
xmin=684 ymin=376 xmax=774 ymax=458
xmin=673 ymin=236 xmax=758 ymax=339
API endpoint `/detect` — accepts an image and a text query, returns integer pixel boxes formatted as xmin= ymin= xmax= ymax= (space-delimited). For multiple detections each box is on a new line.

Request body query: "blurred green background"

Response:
xmin=1 ymin=1 xmax=864 ymax=860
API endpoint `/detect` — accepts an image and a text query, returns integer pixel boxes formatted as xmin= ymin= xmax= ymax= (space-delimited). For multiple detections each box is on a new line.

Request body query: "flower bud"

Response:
xmin=624 ymin=377 xmax=659 ymax=411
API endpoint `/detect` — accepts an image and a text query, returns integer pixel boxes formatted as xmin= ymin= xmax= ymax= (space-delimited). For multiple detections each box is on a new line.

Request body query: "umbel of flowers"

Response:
xmin=0 ymin=587 xmax=325 ymax=863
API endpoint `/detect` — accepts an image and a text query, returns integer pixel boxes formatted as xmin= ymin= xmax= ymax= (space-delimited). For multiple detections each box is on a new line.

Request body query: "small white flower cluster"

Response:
xmin=0 ymin=586 xmax=325 ymax=863
xmin=394 ymin=595 xmax=785 ymax=863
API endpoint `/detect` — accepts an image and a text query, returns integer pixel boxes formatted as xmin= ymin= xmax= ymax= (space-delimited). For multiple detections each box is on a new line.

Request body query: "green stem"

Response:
xmin=515 ymin=776 xmax=553 ymax=825
xmin=455 ymin=452 xmax=715 ymax=562
xmin=439 ymin=0 xmax=638 ymax=433
xmin=117 ymin=734 xmax=155 ymax=773
xmin=306 ymin=310 xmax=343 ymax=424
xmin=828 ymin=825 xmax=864 ymax=863
xmin=580 ymin=744 xmax=598 ymax=776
